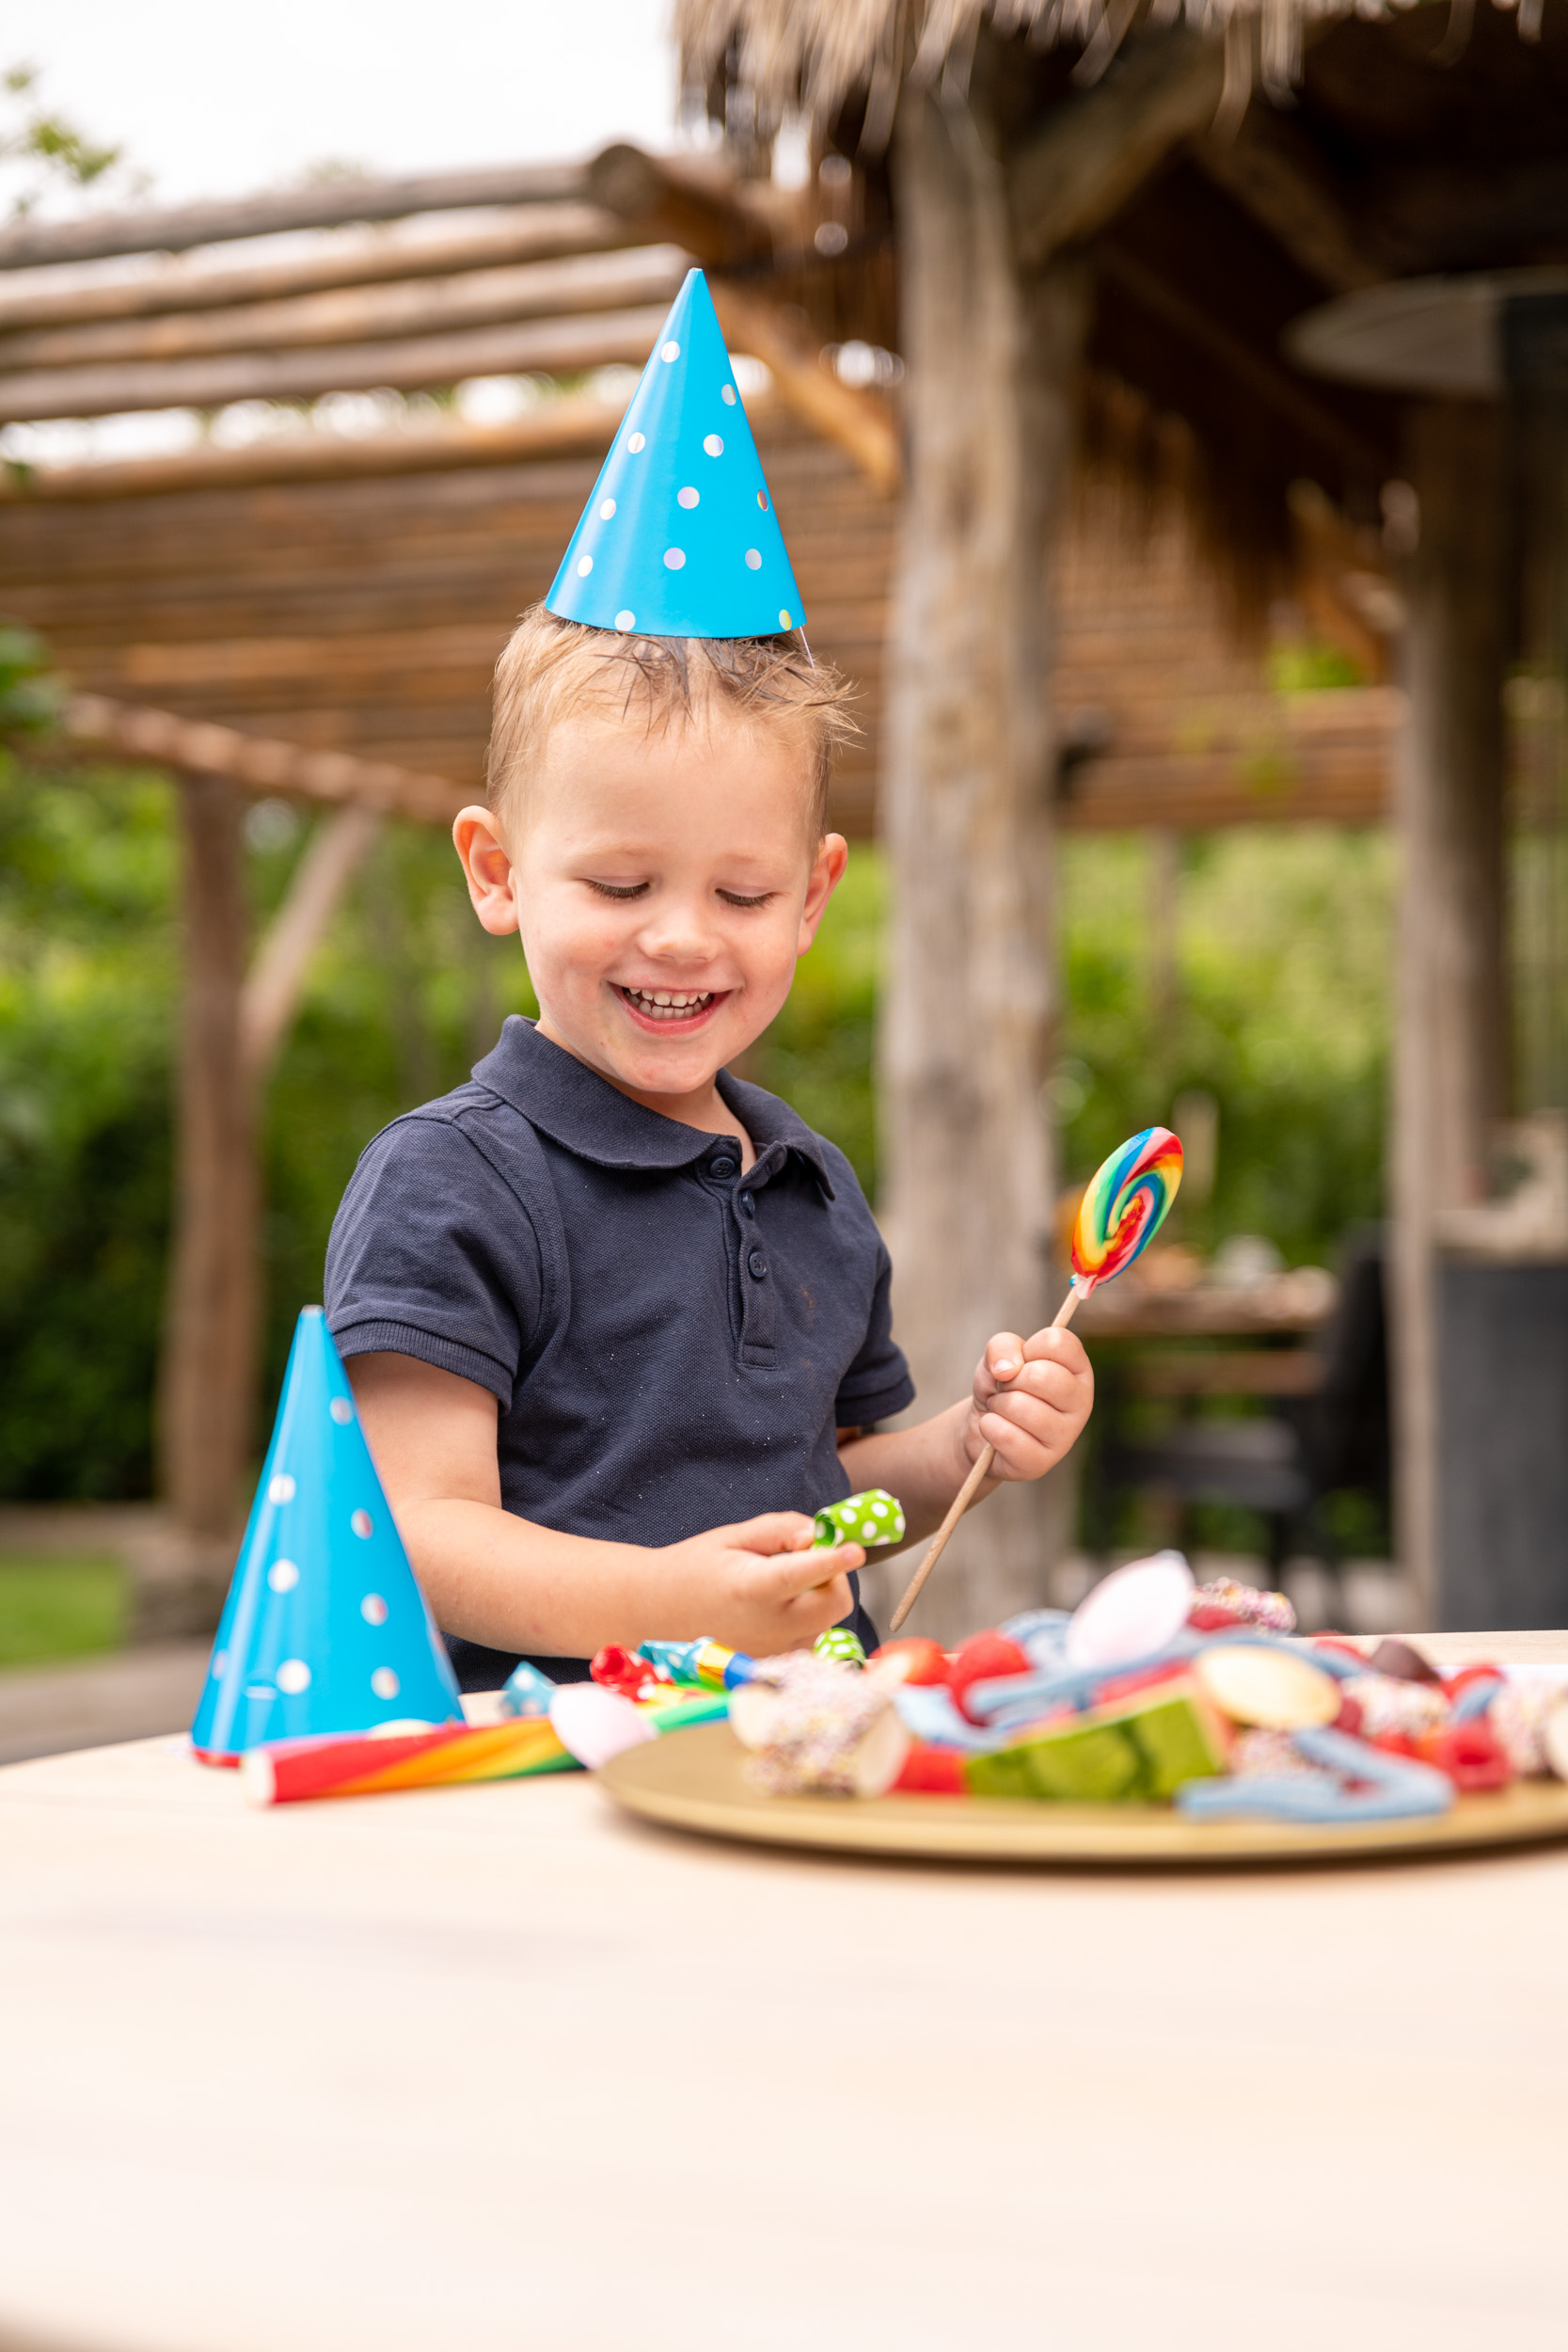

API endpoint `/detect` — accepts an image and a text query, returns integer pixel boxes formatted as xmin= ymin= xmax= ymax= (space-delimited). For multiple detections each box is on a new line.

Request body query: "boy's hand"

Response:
xmin=657 ymin=1512 xmax=859 ymax=1658
xmin=962 ymin=1325 xmax=1093 ymax=1484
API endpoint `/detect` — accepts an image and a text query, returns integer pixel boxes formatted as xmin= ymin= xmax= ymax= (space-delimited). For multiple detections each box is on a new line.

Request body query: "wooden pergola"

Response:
xmin=680 ymin=0 xmax=1568 ymax=1633
xmin=3 ymin=113 xmax=1402 ymax=1629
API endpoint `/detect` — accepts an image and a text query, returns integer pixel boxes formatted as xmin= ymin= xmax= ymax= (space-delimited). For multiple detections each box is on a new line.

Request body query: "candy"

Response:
xmin=964 ymin=1675 xmax=1228 ymax=1804
xmin=498 ymin=1661 xmax=556 ymax=1719
xmin=1065 ymin=1551 xmax=1195 ymax=1673
xmin=1340 ymin=1673 xmax=1449 ymax=1745
xmin=1195 ymin=1644 xmax=1341 ymax=1731
xmin=893 ymin=1742 xmax=968 ymax=1796
xmin=946 ymin=1630 xmax=1032 ymax=1724
xmin=814 ymin=1489 xmax=907 ymax=1549
xmin=1069 ymin=1126 xmax=1183 ymax=1299
xmin=1544 ymin=1700 xmax=1568 ymax=1783
xmin=870 ymin=1637 xmax=948 ymax=1685
xmin=1489 ymin=1678 xmax=1563 ymax=1777
xmin=729 ymin=1653 xmax=910 ymax=1798
xmin=1188 ymin=1578 xmax=1297 ymax=1635
xmin=1229 ymin=1727 xmax=1322 ymax=1780
xmin=1369 ymin=1636 xmax=1443 ymax=1685
xmin=1419 ymin=1720 xmax=1513 ymax=1792
xmin=815 ymin=1627 xmax=868 ymax=1668
xmin=241 ymin=1716 xmax=574 ymax=1805
xmin=548 ymin=1684 xmax=657 ymax=1771
xmin=1177 ymin=1726 xmax=1453 ymax=1825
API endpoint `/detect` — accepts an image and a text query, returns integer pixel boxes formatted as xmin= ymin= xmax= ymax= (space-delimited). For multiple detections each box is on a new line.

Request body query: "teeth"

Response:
xmin=624 ymin=986 xmax=714 ymax=1020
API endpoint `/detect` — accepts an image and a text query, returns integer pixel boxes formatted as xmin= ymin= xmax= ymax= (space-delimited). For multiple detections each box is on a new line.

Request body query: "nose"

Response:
xmin=634 ymin=891 xmax=720 ymax=968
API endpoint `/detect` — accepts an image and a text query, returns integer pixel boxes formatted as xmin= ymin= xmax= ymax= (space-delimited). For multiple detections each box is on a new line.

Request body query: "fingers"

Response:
xmin=729 ymin=1511 xmax=818 ymax=1555
xmin=982 ymin=1331 xmax=1026 ymax=1385
xmin=975 ymin=1326 xmax=1094 ymax=1478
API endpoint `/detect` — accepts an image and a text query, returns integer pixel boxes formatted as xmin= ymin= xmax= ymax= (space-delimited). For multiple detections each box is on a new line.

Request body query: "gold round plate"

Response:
xmin=597 ymin=1721 xmax=1568 ymax=1867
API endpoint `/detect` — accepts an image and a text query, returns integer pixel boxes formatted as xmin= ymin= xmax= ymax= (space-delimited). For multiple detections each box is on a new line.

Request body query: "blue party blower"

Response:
xmin=191 ymin=1308 xmax=464 ymax=1762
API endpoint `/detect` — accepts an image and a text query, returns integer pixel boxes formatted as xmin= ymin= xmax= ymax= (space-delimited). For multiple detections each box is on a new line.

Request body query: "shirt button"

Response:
xmin=709 ymin=1155 xmax=737 ymax=1180
xmin=748 ymin=1250 xmax=768 ymax=1279
xmin=739 ymin=1192 xmax=755 ymax=1216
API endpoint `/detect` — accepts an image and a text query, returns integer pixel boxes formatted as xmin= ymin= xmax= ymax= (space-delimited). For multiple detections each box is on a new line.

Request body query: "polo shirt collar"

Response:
xmin=473 ymin=1018 xmax=834 ymax=1195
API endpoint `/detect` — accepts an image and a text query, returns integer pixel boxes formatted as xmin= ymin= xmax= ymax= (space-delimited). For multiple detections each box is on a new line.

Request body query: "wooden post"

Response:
xmin=159 ymin=772 xmax=259 ymax=1549
xmin=1390 ymin=402 xmax=1509 ymax=1627
xmin=873 ymin=82 xmax=1086 ymax=1643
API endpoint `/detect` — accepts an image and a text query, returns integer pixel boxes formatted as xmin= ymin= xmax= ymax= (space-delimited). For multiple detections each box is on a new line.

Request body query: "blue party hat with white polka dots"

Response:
xmin=191 ymin=1308 xmax=464 ymax=1761
xmin=545 ymin=266 xmax=805 ymax=641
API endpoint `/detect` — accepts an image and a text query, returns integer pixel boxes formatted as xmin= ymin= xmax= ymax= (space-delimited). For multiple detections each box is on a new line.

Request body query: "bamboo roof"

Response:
xmin=0 ymin=133 xmax=1402 ymax=833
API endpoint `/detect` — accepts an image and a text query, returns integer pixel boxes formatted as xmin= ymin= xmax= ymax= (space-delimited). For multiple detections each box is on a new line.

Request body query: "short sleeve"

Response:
xmin=324 ymin=1112 xmax=544 ymax=1409
xmin=833 ymin=1233 xmax=915 ymax=1427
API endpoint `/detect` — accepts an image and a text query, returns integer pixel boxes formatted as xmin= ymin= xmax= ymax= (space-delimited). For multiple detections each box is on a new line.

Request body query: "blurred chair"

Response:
xmin=1087 ymin=1229 xmax=1389 ymax=1581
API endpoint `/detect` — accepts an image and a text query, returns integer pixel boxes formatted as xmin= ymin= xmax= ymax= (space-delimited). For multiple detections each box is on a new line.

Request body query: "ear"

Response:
xmin=453 ymin=806 xmax=520 ymax=936
xmin=797 ymin=834 xmax=848 ymax=956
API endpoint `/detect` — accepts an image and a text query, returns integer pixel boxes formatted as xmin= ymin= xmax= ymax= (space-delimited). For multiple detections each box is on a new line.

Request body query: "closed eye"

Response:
xmin=718 ymin=889 xmax=777 ymax=909
xmin=587 ymin=880 xmax=650 ymax=901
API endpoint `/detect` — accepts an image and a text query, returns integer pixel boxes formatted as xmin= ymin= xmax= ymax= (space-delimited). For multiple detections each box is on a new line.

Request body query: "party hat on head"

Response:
xmin=546 ymin=267 xmax=805 ymax=642
xmin=191 ymin=1308 xmax=464 ymax=1762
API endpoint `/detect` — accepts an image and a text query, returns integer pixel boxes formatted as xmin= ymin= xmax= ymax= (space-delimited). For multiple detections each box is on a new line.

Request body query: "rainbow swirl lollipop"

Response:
xmin=1070 ymin=1126 xmax=1183 ymax=1298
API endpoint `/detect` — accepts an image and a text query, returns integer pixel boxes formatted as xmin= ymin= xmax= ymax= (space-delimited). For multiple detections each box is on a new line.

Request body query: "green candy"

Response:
xmin=814 ymin=1627 xmax=868 ymax=1669
xmin=812 ymin=1488 xmax=907 ymax=1549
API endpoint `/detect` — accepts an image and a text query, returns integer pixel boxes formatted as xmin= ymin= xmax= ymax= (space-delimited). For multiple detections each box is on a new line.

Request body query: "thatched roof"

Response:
xmin=676 ymin=0 xmax=1355 ymax=139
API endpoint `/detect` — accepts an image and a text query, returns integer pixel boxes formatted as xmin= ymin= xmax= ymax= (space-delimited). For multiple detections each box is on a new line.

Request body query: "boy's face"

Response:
xmin=455 ymin=705 xmax=847 ymax=1110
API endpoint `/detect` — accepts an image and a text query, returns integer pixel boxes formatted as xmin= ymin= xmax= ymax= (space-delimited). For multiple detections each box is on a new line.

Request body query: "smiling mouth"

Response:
xmin=615 ymin=984 xmax=722 ymax=1025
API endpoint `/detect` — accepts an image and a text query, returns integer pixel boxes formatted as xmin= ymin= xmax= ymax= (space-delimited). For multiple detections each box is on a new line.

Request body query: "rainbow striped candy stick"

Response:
xmin=889 ymin=1125 xmax=1183 ymax=1633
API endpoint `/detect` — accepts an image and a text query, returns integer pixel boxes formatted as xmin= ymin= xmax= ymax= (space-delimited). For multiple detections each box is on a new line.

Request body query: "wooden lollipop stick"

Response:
xmin=886 ymin=1285 xmax=1083 ymax=1636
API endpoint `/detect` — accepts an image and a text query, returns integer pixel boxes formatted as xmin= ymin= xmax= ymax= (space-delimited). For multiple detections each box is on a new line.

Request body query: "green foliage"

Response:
xmin=1 ymin=65 xmax=127 ymax=215
xmin=1059 ymin=827 xmax=1392 ymax=1266
xmin=0 ymin=1553 xmax=127 ymax=1667
xmin=1267 ymin=639 xmax=1367 ymax=694
xmin=0 ymin=759 xmax=177 ymax=1498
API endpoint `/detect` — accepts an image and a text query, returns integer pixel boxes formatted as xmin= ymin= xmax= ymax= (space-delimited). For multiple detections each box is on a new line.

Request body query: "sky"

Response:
xmin=4 ymin=0 xmax=682 ymax=207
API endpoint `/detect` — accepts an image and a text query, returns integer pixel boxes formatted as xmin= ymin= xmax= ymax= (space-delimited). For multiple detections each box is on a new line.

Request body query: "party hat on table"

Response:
xmin=191 ymin=1308 xmax=463 ymax=1762
xmin=546 ymin=266 xmax=805 ymax=642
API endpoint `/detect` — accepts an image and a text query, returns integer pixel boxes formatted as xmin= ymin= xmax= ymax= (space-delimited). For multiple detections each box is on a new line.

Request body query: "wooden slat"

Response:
xmin=0 ymin=303 xmax=673 ymax=424
xmin=0 ymin=246 xmax=689 ymax=373
xmin=0 ymin=161 xmax=591 ymax=271
xmin=0 ymin=205 xmax=629 ymax=333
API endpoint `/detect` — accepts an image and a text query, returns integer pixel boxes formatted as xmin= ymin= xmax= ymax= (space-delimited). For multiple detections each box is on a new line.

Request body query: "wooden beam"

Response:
xmin=0 ymin=302 xmax=672 ymax=424
xmin=0 ymin=246 xmax=689 ymax=374
xmin=159 ymin=771 xmax=257 ymax=1540
xmin=1389 ymin=403 xmax=1509 ymax=1629
xmin=62 ymin=693 xmax=463 ymax=823
xmin=1193 ymin=113 xmax=1384 ymax=296
xmin=0 ymin=206 xmax=627 ymax=335
xmin=0 ymin=390 xmax=629 ymax=501
xmin=874 ymin=82 xmax=1084 ymax=1641
xmin=240 ymin=805 xmax=384 ymax=1083
xmin=0 ymin=161 xmax=590 ymax=273
xmin=709 ymin=280 xmax=901 ymax=495
xmin=1007 ymin=28 xmax=1225 ymax=273
xmin=587 ymin=143 xmax=771 ymax=270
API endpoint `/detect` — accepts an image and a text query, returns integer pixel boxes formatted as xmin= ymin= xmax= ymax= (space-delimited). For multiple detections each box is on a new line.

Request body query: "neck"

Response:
xmin=534 ymin=1015 xmax=754 ymax=1161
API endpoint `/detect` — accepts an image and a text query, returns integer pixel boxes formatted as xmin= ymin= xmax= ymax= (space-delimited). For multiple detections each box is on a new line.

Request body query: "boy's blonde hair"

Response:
xmin=486 ymin=605 xmax=857 ymax=840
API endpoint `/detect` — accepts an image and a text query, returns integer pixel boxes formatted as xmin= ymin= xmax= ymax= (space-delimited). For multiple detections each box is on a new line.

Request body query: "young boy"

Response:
xmin=324 ymin=273 xmax=1092 ymax=1690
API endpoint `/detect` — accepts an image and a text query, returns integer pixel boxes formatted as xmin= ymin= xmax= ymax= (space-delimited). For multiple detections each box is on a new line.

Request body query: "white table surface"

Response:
xmin=2 ymin=1632 xmax=1567 ymax=2352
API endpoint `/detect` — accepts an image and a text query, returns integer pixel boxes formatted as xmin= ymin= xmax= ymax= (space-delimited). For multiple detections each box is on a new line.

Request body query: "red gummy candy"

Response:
xmin=1188 ymin=1602 xmax=1245 ymax=1631
xmin=1420 ymin=1720 xmax=1513 ymax=1792
xmin=1444 ymin=1664 xmax=1505 ymax=1705
xmin=893 ymin=1741 xmax=967 ymax=1796
xmin=947 ymin=1630 xmax=1032 ymax=1724
xmin=871 ymin=1636 xmax=949 ymax=1686
xmin=1333 ymin=1692 xmax=1365 ymax=1737
xmin=591 ymin=1645 xmax=655 ymax=1698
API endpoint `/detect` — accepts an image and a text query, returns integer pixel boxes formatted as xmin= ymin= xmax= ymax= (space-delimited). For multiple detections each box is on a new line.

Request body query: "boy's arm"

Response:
xmin=837 ymin=1325 xmax=1093 ymax=1544
xmin=346 ymin=1352 xmax=862 ymax=1661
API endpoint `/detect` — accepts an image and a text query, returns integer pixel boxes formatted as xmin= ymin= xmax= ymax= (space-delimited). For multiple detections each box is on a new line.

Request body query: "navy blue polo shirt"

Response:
xmin=324 ymin=1017 xmax=913 ymax=1689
